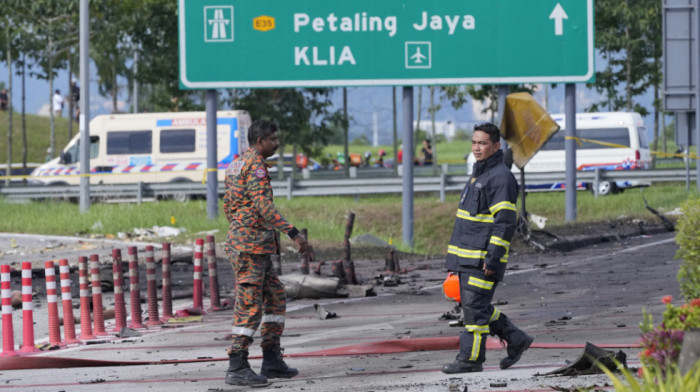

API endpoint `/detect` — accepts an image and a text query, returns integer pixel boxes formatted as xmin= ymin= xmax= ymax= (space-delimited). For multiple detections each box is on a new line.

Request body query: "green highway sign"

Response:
xmin=179 ymin=0 xmax=594 ymax=89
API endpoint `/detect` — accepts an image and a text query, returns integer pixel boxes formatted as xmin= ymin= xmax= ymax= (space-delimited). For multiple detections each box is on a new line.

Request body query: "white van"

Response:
xmin=467 ymin=112 xmax=652 ymax=195
xmin=31 ymin=111 xmax=251 ymax=186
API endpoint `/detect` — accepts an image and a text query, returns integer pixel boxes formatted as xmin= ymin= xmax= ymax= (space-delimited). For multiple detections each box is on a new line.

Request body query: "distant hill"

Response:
xmin=0 ymin=110 xmax=75 ymax=164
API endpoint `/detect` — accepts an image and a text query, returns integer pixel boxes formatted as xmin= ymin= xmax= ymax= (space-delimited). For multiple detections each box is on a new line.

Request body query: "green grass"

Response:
xmin=0 ymin=110 xmax=75 ymax=164
xmin=0 ymin=183 xmax=694 ymax=255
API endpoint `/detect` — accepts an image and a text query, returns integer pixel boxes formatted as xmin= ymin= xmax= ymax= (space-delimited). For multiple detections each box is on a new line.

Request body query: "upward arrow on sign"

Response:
xmin=550 ymin=3 xmax=568 ymax=36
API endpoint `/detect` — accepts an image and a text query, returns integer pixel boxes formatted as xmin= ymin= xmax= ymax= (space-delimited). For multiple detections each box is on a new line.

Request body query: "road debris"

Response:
xmin=313 ymin=304 xmax=338 ymax=320
xmin=79 ymin=379 xmax=106 ymax=384
xmin=280 ymin=273 xmax=343 ymax=299
xmin=544 ymin=342 xmax=627 ymax=376
xmin=117 ymin=327 xmax=142 ymax=338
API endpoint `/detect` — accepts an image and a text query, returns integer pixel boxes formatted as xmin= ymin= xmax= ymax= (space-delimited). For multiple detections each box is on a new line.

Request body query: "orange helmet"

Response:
xmin=442 ymin=272 xmax=460 ymax=302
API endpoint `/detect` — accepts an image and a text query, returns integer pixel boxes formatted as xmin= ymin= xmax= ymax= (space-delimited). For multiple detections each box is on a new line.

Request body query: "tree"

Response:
xmin=90 ymin=0 xmax=132 ymax=114
xmin=11 ymin=0 xmax=79 ymax=159
xmin=225 ymin=88 xmax=341 ymax=178
xmin=0 ymin=2 xmax=24 ymax=184
xmin=588 ymin=0 xmax=660 ymax=118
xmin=438 ymin=84 xmax=536 ymax=124
xmin=428 ymin=86 xmax=440 ymax=173
xmin=120 ymin=0 xmax=203 ymax=112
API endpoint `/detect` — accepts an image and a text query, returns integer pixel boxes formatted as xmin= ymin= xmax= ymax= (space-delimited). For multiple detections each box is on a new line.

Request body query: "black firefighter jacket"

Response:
xmin=445 ymin=149 xmax=518 ymax=282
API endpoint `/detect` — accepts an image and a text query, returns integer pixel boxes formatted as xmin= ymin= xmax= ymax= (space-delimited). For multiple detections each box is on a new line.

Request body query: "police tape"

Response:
xmin=0 ymin=168 xmax=222 ymax=182
xmin=564 ymin=136 xmax=700 ymax=160
xmin=201 ymin=168 xmax=218 ymax=184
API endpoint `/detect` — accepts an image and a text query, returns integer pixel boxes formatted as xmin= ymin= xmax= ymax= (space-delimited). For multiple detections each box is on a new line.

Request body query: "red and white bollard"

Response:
xmin=161 ymin=243 xmax=173 ymax=320
xmin=1 ymin=264 xmax=17 ymax=356
xmin=111 ymin=249 xmax=127 ymax=333
xmin=90 ymin=255 xmax=108 ymax=336
xmin=145 ymin=246 xmax=161 ymax=326
xmin=78 ymin=257 xmax=96 ymax=340
xmin=59 ymin=259 xmax=79 ymax=344
xmin=193 ymin=239 xmax=204 ymax=311
xmin=128 ymin=246 xmax=144 ymax=329
xmin=44 ymin=261 xmax=62 ymax=346
xmin=206 ymin=236 xmax=221 ymax=309
xmin=20 ymin=261 xmax=38 ymax=352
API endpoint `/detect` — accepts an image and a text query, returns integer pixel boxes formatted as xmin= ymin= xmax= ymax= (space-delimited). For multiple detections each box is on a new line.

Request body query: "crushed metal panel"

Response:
xmin=500 ymin=92 xmax=560 ymax=170
xmin=544 ymin=342 xmax=627 ymax=376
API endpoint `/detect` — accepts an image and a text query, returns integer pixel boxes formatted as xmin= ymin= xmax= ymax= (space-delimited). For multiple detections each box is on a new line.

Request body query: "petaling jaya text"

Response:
xmin=293 ymin=12 xmax=475 ymax=37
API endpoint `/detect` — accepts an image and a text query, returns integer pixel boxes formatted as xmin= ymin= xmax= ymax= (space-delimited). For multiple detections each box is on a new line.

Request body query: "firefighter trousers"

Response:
xmin=228 ymin=252 xmax=286 ymax=355
xmin=458 ymin=269 xmax=503 ymax=363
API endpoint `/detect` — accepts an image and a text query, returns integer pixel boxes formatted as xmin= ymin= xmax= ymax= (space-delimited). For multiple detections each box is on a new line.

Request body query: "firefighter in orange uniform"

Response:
xmin=223 ymin=119 xmax=308 ymax=386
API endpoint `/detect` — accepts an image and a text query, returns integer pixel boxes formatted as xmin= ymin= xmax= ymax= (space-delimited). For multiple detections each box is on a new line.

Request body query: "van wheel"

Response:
xmin=592 ymin=181 xmax=616 ymax=196
xmin=167 ymin=178 xmax=193 ymax=203
xmin=172 ymin=191 xmax=189 ymax=203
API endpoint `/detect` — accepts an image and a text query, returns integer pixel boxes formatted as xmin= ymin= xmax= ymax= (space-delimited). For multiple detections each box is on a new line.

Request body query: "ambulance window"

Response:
xmin=89 ymin=136 xmax=99 ymax=159
xmin=637 ymin=127 xmax=649 ymax=148
xmin=61 ymin=137 xmax=99 ymax=163
xmin=62 ymin=142 xmax=80 ymax=164
xmin=541 ymin=127 xmax=630 ymax=150
xmin=579 ymin=128 xmax=630 ymax=149
xmin=107 ymin=130 xmax=152 ymax=154
xmin=160 ymin=129 xmax=196 ymax=153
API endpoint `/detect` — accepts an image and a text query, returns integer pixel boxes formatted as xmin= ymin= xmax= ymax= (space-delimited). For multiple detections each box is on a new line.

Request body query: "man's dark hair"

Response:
xmin=248 ymin=120 xmax=278 ymax=145
xmin=474 ymin=123 xmax=500 ymax=143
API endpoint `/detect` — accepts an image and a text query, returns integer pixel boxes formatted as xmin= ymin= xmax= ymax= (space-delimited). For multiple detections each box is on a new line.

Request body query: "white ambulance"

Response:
xmin=30 ymin=110 xmax=251 ymax=186
xmin=467 ymin=112 xmax=652 ymax=195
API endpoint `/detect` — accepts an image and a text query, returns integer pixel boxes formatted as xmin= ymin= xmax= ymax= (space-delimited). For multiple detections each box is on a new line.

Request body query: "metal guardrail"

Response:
xmin=0 ymin=168 xmax=696 ymax=202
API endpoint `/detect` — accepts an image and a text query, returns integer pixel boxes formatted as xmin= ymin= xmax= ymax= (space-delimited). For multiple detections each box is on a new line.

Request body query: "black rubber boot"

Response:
xmin=261 ymin=346 xmax=299 ymax=379
xmin=441 ymin=355 xmax=483 ymax=374
xmin=490 ymin=315 xmax=533 ymax=369
xmin=442 ymin=331 xmax=486 ymax=374
xmin=225 ymin=351 xmax=269 ymax=386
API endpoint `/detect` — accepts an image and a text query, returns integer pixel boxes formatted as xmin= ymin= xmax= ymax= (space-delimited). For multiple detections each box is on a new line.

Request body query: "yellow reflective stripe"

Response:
xmin=448 ymin=245 xmax=486 ymax=259
xmin=456 ymin=209 xmax=494 ymax=223
xmin=464 ymin=324 xmax=490 ymax=333
xmin=470 ymin=332 xmax=481 ymax=360
xmin=500 ymin=252 xmax=509 ymax=263
xmin=464 ymin=325 xmax=489 ymax=361
xmin=468 ymin=276 xmax=494 ymax=290
xmin=489 ymin=235 xmax=510 ymax=249
xmin=489 ymin=308 xmax=501 ymax=323
xmin=490 ymin=201 xmax=516 ymax=215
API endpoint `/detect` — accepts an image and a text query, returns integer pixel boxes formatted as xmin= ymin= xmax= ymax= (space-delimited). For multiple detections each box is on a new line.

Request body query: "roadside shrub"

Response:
xmin=638 ymin=296 xmax=700 ymax=373
xmin=675 ymin=197 xmax=700 ymax=300
xmin=599 ymin=358 xmax=700 ymax=392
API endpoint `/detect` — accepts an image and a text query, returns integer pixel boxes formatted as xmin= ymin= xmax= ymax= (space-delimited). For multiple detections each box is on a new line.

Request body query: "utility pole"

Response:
xmin=79 ymin=0 xmax=90 ymax=212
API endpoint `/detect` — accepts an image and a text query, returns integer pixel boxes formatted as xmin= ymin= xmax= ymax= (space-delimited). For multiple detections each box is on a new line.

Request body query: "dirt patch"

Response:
xmin=512 ymin=216 xmax=677 ymax=255
xmin=279 ymin=216 xmax=678 ymax=263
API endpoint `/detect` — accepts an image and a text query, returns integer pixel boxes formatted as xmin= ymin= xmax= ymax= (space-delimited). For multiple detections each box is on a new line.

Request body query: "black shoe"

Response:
xmin=500 ymin=331 xmax=534 ymax=369
xmin=441 ymin=357 xmax=483 ymax=374
xmin=261 ymin=346 xmax=299 ymax=379
xmin=225 ymin=352 xmax=269 ymax=386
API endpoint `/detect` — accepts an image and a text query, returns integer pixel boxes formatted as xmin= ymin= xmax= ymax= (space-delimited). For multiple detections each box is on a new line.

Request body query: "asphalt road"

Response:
xmin=0 ymin=229 xmax=681 ymax=391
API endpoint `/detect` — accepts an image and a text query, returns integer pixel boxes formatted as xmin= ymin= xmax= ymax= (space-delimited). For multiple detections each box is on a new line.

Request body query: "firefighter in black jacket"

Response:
xmin=442 ymin=123 xmax=533 ymax=374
